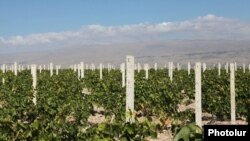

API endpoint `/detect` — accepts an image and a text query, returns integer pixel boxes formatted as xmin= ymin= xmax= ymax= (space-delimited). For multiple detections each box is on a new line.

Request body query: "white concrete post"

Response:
xmin=18 ymin=65 xmax=21 ymax=72
xmin=120 ymin=63 xmax=125 ymax=87
xmin=2 ymin=64 xmax=5 ymax=84
xmin=91 ymin=64 xmax=94 ymax=71
xmin=100 ymin=64 xmax=103 ymax=80
xmin=56 ymin=65 xmax=59 ymax=75
xmin=73 ymin=64 xmax=77 ymax=72
xmin=14 ymin=62 xmax=17 ymax=76
xmin=137 ymin=63 xmax=141 ymax=73
xmin=154 ymin=63 xmax=157 ymax=71
xmin=108 ymin=64 xmax=111 ymax=72
xmin=86 ymin=64 xmax=89 ymax=70
xmin=243 ymin=64 xmax=245 ymax=73
xmin=168 ymin=62 xmax=171 ymax=78
xmin=50 ymin=63 xmax=53 ymax=76
xmin=80 ymin=62 xmax=84 ymax=78
xmin=134 ymin=64 xmax=137 ymax=71
xmin=169 ymin=62 xmax=173 ymax=82
xmin=31 ymin=64 xmax=37 ymax=105
xmin=126 ymin=56 xmax=135 ymax=123
xmin=77 ymin=64 xmax=81 ymax=79
xmin=234 ymin=62 xmax=237 ymax=71
xmin=11 ymin=65 xmax=14 ymax=73
xmin=2 ymin=64 xmax=6 ymax=73
xmin=226 ymin=62 xmax=229 ymax=73
xmin=188 ymin=62 xmax=191 ymax=75
xmin=195 ymin=62 xmax=202 ymax=127
xmin=203 ymin=63 xmax=206 ymax=72
xmin=144 ymin=64 xmax=149 ymax=80
xmin=39 ymin=65 xmax=42 ymax=73
xmin=177 ymin=63 xmax=180 ymax=71
xmin=230 ymin=63 xmax=236 ymax=124
xmin=218 ymin=63 xmax=221 ymax=76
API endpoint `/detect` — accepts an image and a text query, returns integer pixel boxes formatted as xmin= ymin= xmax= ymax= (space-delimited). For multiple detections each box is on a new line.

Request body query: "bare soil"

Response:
xmin=86 ymin=90 xmax=248 ymax=141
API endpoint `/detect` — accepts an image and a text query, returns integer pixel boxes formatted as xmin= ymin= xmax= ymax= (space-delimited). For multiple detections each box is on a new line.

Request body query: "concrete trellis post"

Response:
xmin=39 ymin=65 xmax=42 ymax=73
xmin=225 ymin=63 xmax=229 ymax=73
xmin=56 ymin=65 xmax=59 ymax=75
xmin=202 ymin=63 xmax=206 ymax=72
xmin=230 ymin=63 xmax=236 ymax=124
xmin=137 ymin=63 xmax=141 ymax=73
xmin=91 ymin=64 xmax=94 ymax=71
xmin=2 ymin=64 xmax=6 ymax=84
xmin=80 ymin=62 xmax=84 ymax=78
xmin=188 ymin=62 xmax=191 ymax=75
xmin=108 ymin=64 xmax=111 ymax=72
xmin=73 ymin=64 xmax=77 ymax=72
xmin=234 ymin=62 xmax=237 ymax=71
xmin=144 ymin=64 xmax=149 ymax=80
xmin=120 ymin=63 xmax=125 ymax=87
xmin=134 ymin=64 xmax=137 ymax=71
xmin=2 ymin=64 xmax=5 ymax=72
xmin=218 ymin=63 xmax=221 ymax=76
xmin=86 ymin=64 xmax=89 ymax=70
xmin=14 ymin=62 xmax=18 ymax=76
xmin=11 ymin=65 xmax=14 ymax=73
xmin=169 ymin=62 xmax=173 ymax=82
xmin=168 ymin=62 xmax=171 ymax=78
xmin=177 ymin=63 xmax=180 ymax=71
xmin=77 ymin=64 xmax=81 ymax=79
xmin=31 ymin=65 xmax=37 ymax=105
xmin=154 ymin=63 xmax=157 ymax=71
xmin=126 ymin=56 xmax=135 ymax=123
xmin=50 ymin=63 xmax=53 ymax=76
xmin=18 ymin=65 xmax=21 ymax=73
xmin=243 ymin=64 xmax=245 ymax=73
xmin=100 ymin=64 xmax=103 ymax=80
xmin=195 ymin=62 xmax=202 ymax=127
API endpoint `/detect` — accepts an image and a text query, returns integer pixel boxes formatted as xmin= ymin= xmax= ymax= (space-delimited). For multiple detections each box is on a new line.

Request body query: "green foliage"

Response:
xmin=174 ymin=122 xmax=202 ymax=141
xmin=202 ymin=69 xmax=230 ymax=119
xmin=80 ymin=117 xmax=158 ymax=141
xmin=0 ymin=70 xmax=91 ymax=140
xmin=0 ymin=67 xmax=249 ymax=140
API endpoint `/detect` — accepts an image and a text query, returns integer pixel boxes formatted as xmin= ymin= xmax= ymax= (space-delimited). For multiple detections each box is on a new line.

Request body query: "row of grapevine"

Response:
xmin=0 ymin=56 xmax=249 ymax=140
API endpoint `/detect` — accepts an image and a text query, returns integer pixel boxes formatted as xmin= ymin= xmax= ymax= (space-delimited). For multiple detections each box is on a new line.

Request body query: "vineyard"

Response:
xmin=0 ymin=60 xmax=249 ymax=140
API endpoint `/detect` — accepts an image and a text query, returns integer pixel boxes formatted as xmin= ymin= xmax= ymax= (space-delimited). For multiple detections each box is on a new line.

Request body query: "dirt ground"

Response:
xmin=87 ymin=100 xmax=248 ymax=141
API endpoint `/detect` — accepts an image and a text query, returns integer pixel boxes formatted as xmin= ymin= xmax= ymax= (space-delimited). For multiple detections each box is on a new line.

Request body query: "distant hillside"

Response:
xmin=0 ymin=40 xmax=249 ymax=67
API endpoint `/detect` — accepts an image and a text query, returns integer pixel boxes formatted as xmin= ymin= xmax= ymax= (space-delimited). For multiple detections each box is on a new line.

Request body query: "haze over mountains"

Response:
xmin=0 ymin=40 xmax=249 ymax=67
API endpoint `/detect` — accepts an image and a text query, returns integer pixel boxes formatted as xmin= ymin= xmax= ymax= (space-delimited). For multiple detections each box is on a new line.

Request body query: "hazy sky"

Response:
xmin=0 ymin=0 xmax=250 ymax=54
xmin=1 ymin=0 xmax=250 ymax=36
